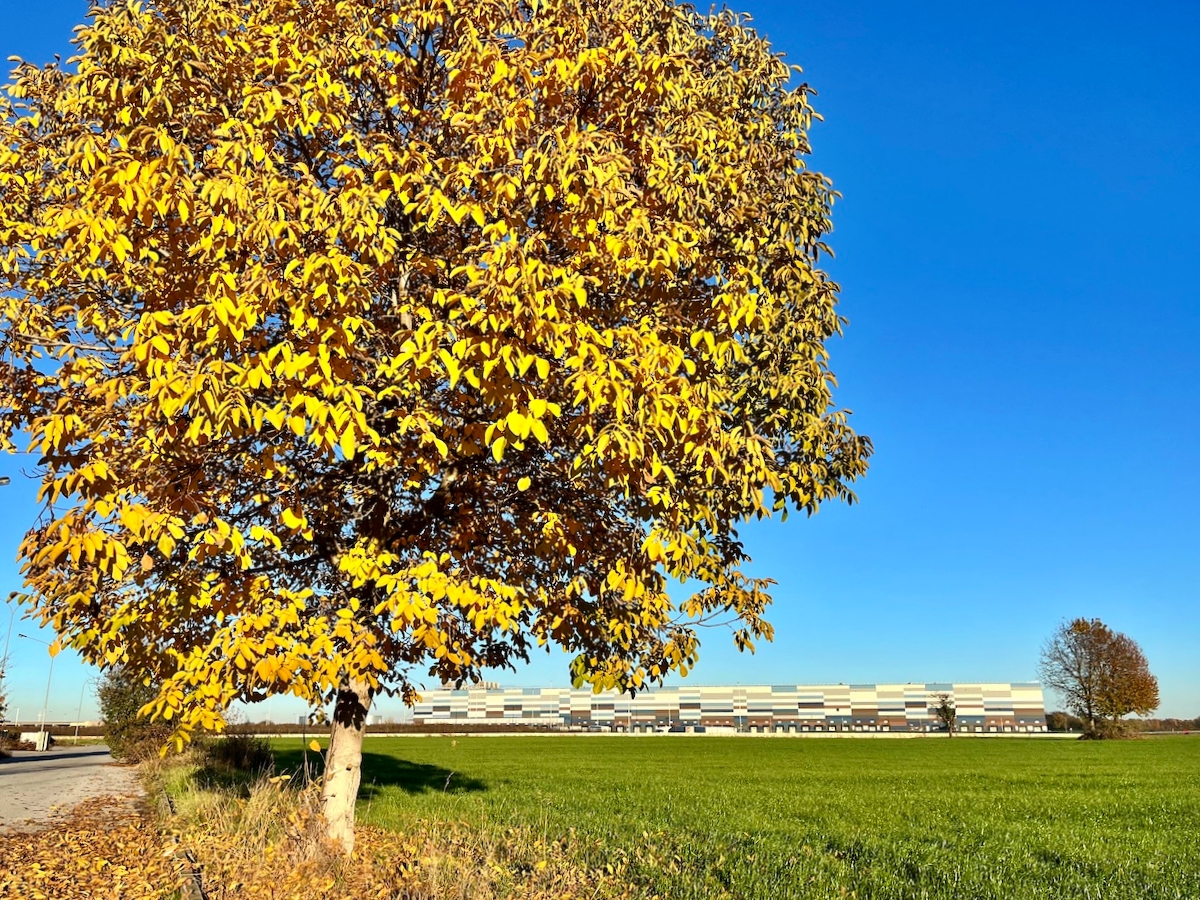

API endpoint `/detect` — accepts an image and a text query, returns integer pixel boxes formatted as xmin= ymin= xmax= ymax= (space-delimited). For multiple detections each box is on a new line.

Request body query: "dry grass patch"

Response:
xmin=152 ymin=751 xmax=637 ymax=900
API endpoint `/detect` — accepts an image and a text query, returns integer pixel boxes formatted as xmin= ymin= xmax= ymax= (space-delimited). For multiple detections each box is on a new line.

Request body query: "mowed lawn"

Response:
xmin=274 ymin=735 xmax=1200 ymax=899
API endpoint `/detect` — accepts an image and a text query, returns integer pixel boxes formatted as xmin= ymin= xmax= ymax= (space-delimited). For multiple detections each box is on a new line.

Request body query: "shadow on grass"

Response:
xmin=272 ymin=747 xmax=487 ymax=799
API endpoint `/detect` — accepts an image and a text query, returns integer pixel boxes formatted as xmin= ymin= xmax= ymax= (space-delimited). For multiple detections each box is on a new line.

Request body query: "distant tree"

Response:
xmin=1044 ymin=710 xmax=1084 ymax=733
xmin=1039 ymin=618 xmax=1159 ymax=738
xmin=1124 ymin=717 xmax=1160 ymax=733
xmin=929 ymin=691 xmax=957 ymax=737
xmin=0 ymin=657 xmax=8 ymax=722
xmin=1127 ymin=716 xmax=1200 ymax=733
xmin=97 ymin=667 xmax=171 ymax=761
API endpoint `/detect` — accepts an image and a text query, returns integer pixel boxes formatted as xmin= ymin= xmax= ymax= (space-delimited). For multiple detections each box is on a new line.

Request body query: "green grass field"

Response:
xmin=274 ymin=735 xmax=1200 ymax=899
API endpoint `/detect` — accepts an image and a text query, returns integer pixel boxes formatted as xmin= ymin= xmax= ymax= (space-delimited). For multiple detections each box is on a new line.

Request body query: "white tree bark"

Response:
xmin=321 ymin=679 xmax=372 ymax=854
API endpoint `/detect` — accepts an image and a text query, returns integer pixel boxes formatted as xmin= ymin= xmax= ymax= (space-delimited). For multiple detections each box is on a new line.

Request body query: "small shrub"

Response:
xmin=96 ymin=666 xmax=171 ymax=761
xmin=0 ymin=728 xmax=37 ymax=751
xmin=1086 ymin=718 xmax=1138 ymax=740
xmin=201 ymin=733 xmax=274 ymax=775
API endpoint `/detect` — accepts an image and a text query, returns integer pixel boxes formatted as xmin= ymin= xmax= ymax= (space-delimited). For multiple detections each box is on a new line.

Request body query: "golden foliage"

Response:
xmin=0 ymin=0 xmax=870 ymax=741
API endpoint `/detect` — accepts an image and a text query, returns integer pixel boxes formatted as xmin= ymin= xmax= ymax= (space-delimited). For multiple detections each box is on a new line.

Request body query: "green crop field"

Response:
xmin=274 ymin=735 xmax=1200 ymax=899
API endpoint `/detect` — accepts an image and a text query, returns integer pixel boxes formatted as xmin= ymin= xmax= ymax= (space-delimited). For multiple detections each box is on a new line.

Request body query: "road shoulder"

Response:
xmin=0 ymin=745 xmax=142 ymax=833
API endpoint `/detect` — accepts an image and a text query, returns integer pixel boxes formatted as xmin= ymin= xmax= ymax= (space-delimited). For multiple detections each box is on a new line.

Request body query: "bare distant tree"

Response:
xmin=1039 ymin=618 xmax=1159 ymax=738
xmin=930 ymin=691 xmax=957 ymax=737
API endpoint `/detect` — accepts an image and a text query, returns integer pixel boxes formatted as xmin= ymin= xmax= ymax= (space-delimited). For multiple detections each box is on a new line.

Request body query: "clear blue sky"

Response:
xmin=2 ymin=1 xmax=1197 ymax=723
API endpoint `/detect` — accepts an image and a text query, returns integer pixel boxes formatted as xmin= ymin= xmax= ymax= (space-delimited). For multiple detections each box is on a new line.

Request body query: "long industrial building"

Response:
xmin=412 ymin=682 xmax=1047 ymax=733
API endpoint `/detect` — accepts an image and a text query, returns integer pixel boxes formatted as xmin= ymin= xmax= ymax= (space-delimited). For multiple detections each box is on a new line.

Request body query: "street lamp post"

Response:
xmin=75 ymin=680 xmax=87 ymax=742
xmin=2 ymin=594 xmax=16 ymax=677
xmin=2 ymin=469 xmax=16 ymax=699
xmin=18 ymin=633 xmax=55 ymax=738
xmin=2 ymin=480 xmax=16 ymax=704
xmin=1 ymin=476 xmax=18 ymax=729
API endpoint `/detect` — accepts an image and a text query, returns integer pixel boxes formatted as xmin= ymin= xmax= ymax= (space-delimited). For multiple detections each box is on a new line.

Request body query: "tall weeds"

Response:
xmin=147 ymin=746 xmax=635 ymax=900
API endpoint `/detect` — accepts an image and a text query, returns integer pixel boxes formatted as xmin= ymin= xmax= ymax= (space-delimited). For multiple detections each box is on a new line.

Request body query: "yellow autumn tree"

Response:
xmin=0 ymin=0 xmax=870 ymax=849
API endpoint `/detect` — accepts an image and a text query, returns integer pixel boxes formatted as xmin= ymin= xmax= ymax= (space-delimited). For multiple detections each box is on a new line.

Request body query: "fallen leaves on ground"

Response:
xmin=0 ymin=795 xmax=180 ymax=899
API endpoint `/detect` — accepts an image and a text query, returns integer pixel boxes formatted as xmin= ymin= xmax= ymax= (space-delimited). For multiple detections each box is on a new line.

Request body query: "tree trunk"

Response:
xmin=321 ymin=679 xmax=372 ymax=854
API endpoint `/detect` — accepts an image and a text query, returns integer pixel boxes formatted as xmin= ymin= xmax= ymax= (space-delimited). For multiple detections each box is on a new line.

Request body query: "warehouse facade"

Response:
xmin=412 ymin=682 xmax=1047 ymax=733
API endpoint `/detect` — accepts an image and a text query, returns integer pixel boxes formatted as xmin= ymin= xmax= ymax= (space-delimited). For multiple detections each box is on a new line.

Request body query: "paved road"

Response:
xmin=0 ymin=745 xmax=141 ymax=832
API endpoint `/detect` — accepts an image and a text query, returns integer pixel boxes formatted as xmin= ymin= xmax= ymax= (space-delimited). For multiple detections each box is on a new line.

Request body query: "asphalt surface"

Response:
xmin=0 ymin=744 xmax=141 ymax=832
